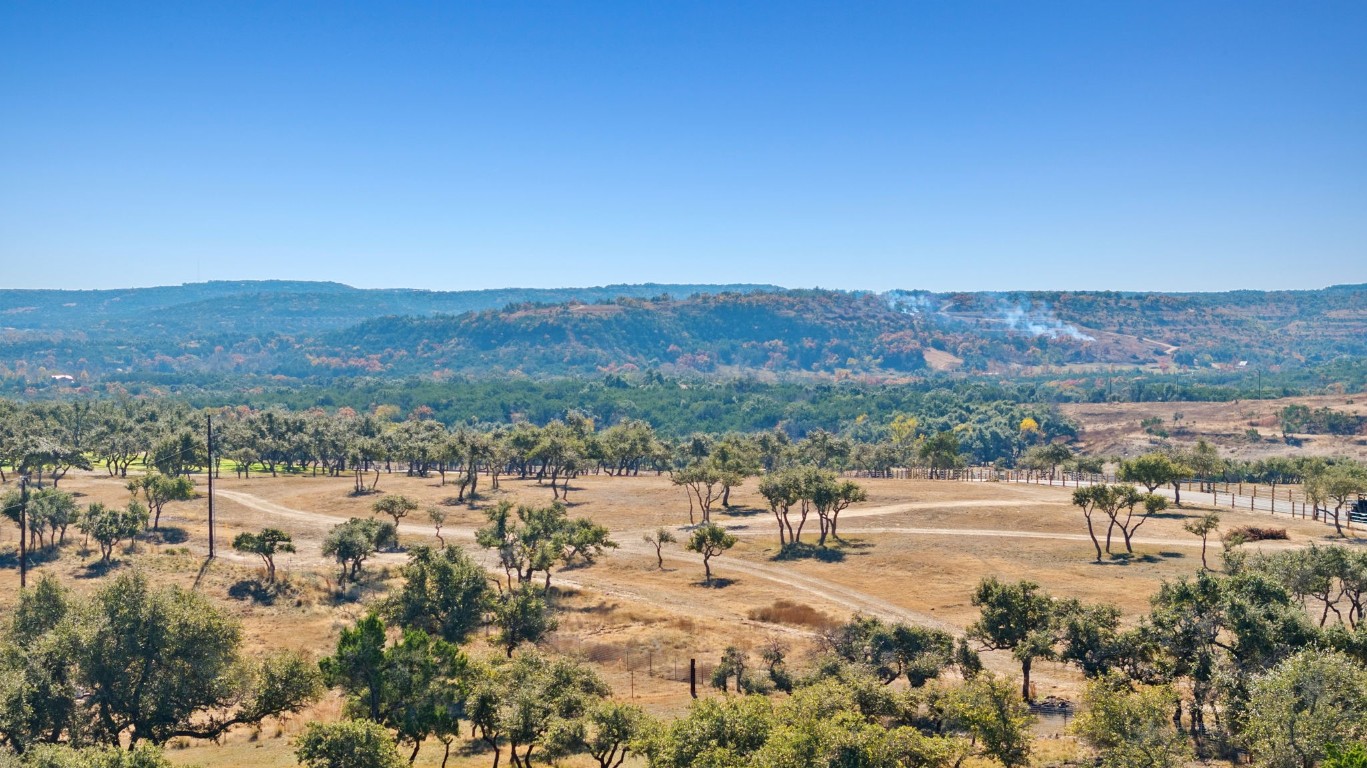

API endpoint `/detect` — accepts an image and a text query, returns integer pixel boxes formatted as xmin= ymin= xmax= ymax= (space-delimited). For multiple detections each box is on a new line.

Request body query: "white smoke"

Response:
xmin=882 ymin=290 xmax=937 ymax=314
xmin=998 ymin=302 xmax=1094 ymax=341
xmin=882 ymin=290 xmax=1094 ymax=342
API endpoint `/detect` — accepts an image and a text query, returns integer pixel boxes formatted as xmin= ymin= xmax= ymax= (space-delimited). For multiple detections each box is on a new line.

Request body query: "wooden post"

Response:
xmin=690 ymin=659 xmax=697 ymax=699
xmin=207 ymin=415 xmax=216 ymax=559
xmin=17 ymin=476 xmax=29 ymax=589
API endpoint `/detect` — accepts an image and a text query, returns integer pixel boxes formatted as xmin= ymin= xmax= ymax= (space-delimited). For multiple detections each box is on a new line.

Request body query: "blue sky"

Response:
xmin=2 ymin=2 xmax=1364 ymax=292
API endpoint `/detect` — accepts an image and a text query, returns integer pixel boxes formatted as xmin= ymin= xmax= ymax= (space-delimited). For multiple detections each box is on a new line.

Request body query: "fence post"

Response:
xmin=690 ymin=659 xmax=697 ymax=699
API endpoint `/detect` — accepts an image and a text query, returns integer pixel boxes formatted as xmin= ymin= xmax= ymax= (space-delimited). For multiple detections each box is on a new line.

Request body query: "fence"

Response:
xmin=544 ymin=634 xmax=722 ymax=696
xmin=849 ymin=467 xmax=1367 ymax=529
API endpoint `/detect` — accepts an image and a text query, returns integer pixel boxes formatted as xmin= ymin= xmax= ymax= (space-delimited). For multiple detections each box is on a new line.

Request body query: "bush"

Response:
xmin=295 ymin=721 xmax=405 ymax=768
xmin=1224 ymin=526 xmax=1288 ymax=544
xmin=747 ymin=599 xmax=837 ymax=630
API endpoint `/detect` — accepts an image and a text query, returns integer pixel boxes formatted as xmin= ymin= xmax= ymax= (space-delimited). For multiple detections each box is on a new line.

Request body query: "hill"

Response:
xmin=1 ymin=282 xmax=1364 ymax=386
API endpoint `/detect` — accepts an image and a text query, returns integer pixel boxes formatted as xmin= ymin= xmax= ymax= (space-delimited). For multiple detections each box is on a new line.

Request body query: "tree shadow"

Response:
xmin=145 ymin=526 xmax=189 ymax=545
xmin=77 ymin=559 xmax=121 ymax=579
xmin=719 ymin=506 xmax=765 ymax=518
xmin=228 ymin=578 xmax=294 ymax=605
xmin=1157 ymin=551 xmax=1186 ymax=559
xmin=0 ymin=545 xmax=63 ymax=570
xmin=773 ymin=542 xmax=847 ymax=563
xmin=695 ymin=577 xmax=737 ymax=589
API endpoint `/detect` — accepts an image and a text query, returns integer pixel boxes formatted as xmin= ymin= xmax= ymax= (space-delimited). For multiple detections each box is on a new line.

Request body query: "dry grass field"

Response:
xmin=1 ymin=457 xmax=1353 ymax=767
xmin=1062 ymin=393 xmax=1367 ymax=462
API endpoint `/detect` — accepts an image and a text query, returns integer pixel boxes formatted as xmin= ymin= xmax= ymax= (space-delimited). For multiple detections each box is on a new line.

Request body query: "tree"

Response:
xmin=1318 ymin=463 xmax=1367 ymax=537
xmin=559 ymin=518 xmax=618 ymax=566
xmin=491 ymin=583 xmax=558 ymax=657
xmin=384 ymin=545 xmax=491 ymax=644
xmin=428 ymin=507 xmax=447 ymax=547
xmin=320 ymin=615 xmax=469 ymax=762
xmin=0 ymin=571 xmax=321 ymax=748
xmin=809 ymin=475 xmax=866 ymax=546
xmin=3 ymin=744 xmax=179 ymax=767
xmin=77 ymin=501 xmax=148 ymax=564
xmin=295 ymin=720 xmax=406 ymax=768
xmin=631 ymin=691 xmax=774 ymax=768
xmin=685 ymin=523 xmax=737 ymax=585
xmin=1071 ymin=483 xmax=1161 ymax=557
xmin=1245 ymin=649 xmax=1367 ymax=768
xmin=671 ymin=463 xmax=729 ymax=524
xmin=940 ymin=674 xmax=1033 ymax=768
xmin=1182 ymin=513 xmax=1220 ymax=570
xmin=1120 ymin=453 xmax=1189 ymax=505
xmin=324 ymin=518 xmax=398 ymax=584
xmin=232 ymin=528 xmax=295 ymax=584
xmin=126 ymin=474 xmax=195 ymax=532
xmin=710 ymin=646 xmax=756 ymax=693
xmin=1070 ymin=486 xmax=1109 ymax=562
xmin=467 ymin=651 xmax=609 ymax=768
xmin=918 ymin=431 xmax=963 ymax=476
xmin=371 ymin=495 xmax=417 ymax=544
xmin=967 ymin=578 xmax=1059 ymax=701
xmin=643 ymin=528 xmax=676 ymax=569
xmin=582 ymin=701 xmax=649 ymax=768
xmin=23 ymin=489 xmax=78 ymax=548
xmin=1018 ymin=443 xmax=1072 ymax=482
xmin=1072 ymin=676 xmax=1188 ymax=768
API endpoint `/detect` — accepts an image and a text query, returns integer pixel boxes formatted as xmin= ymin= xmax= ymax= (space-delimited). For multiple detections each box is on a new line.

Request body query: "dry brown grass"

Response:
xmin=0 ymin=464 xmax=1352 ymax=767
xmin=747 ymin=598 xmax=838 ymax=630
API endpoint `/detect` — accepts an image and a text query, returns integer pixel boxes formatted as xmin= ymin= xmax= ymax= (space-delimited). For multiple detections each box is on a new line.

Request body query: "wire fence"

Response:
xmin=847 ymin=467 xmax=1367 ymax=529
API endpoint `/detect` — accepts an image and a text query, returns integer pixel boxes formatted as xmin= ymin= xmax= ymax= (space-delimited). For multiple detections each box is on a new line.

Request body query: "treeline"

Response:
xmin=0 ymin=391 xmax=1076 ymax=486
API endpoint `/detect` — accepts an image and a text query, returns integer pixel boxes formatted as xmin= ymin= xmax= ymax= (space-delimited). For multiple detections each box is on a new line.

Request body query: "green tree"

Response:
xmin=1071 ymin=676 xmax=1188 ymax=768
xmin=125 ymin=474 xmax=195 ymax=532
xmin=940 ymin=674 xmax=1033 ymax=768
xmin=384 ymin=545 xmax=491 ymax=644
xmin=0 ymin=571 xmax=320 ymax=748
xmin=323 ymin=518 xmax=398 ymax=583
xmin=671 ymin=462 xmax=730 ymax=525
xmin=467 ymin=651 xmax=609 ymax=768
xmin=232 ymin=528 xmax=295 ymax=583
xmin=1182 ymin=513 xmax=1220 ymax=570
xmin=491 ymin=584 xmax=558 ymax=658
xmin=23 ymin=489 xmax=78 ymax=548
xmin=76 ymin=501 xmax=148 ymax=564
xmin=820 ymin=615 xmax=956 ymax=687
xmin=7 ymin=744 xmax=178 ymax=767
xmin=582 ymin=701 xmax=650 ymax=768
xmin=918 ymin=431 xmax=963 ymax=476
xmin=1120 ymin=453 xmax=1189 ymax=505
xmin=967 ymin=578 xmax=1059 ymax=701
xmin=1018 ymin=443 xmax=1073 ymax=481
xmin=294 ymin=720 xmax=406 ymax=768
xmin=320 ymin=615 xmax=469 ymax=763
xmin=643 ymin=528 xmax=676 ymax=569
xmin=685 ymin=523 xmax=738 ymax=585
xmin=371 ymin=494 xmax=418 ymax=545
xmin=1244 ymin=649 xmax=1367 ymax=768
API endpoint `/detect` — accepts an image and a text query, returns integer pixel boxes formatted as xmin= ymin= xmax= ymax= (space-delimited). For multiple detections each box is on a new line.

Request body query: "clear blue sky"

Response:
xmin=2 ymin=2 xmax=1364 ymax=292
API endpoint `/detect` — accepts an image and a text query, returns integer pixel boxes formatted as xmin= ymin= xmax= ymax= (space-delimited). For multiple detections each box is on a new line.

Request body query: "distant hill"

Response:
xmin=1 ymin=281 xmax=1364 ymax=386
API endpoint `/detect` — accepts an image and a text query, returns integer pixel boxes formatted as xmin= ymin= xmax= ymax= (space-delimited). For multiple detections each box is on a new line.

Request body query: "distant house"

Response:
xmin=50 ymin=374 xmax=75 ymax=382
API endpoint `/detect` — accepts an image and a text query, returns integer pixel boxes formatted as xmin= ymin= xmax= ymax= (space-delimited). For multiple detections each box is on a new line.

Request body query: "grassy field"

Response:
xmin=0 ymin=467 xmax=1352 ymax=767
xmin=1061 ymin=392 xmax=1367 ymax=462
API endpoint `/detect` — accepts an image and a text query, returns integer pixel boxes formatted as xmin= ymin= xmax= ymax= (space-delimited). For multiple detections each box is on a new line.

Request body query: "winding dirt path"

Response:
xmin=214 ymin=489 xmax=952 ymax=630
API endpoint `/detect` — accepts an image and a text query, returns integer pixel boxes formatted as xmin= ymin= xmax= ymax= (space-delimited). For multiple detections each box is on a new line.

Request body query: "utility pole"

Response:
xmin=17 ymin=475 xmax=29 ymax=588
xmin=207 ymin=414 xmax=216 ymax=559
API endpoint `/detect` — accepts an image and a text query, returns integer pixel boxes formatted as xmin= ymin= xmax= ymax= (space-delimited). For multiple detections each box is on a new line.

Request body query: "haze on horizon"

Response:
xmin=2 ymin=2 xmax=1365 ymax=294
